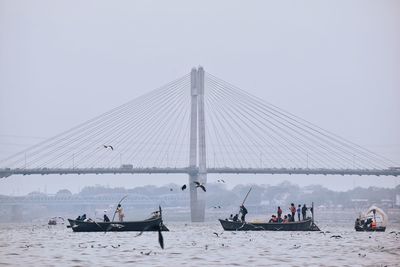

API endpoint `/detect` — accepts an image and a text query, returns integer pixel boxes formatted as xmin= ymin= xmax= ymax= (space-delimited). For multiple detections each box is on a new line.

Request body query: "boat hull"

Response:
xmin=68 ymin=217 xmax=169 ymax=232
xmin=355 ymin=226 xmax=386 ymax=232
xmin=219 ymin=218 xmax=320 ymax=231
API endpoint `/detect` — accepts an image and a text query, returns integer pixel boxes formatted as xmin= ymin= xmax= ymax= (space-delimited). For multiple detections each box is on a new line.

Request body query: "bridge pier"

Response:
xmin=189 ymin=67 xmax=207 ymax=222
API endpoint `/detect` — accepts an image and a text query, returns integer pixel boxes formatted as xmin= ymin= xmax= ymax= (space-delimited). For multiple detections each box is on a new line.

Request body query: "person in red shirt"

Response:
xmin=277 ymin=206 xmax=282 ymax=221
xmin=269 ymin=215 xmax=278 ymax=223
xmin=290 ymin=203 xmax=296 ymax=222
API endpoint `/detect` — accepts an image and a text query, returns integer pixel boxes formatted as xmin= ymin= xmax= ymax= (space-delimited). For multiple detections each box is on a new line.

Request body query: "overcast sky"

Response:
xmin=0 ymin=0 xmax=399 ymax=195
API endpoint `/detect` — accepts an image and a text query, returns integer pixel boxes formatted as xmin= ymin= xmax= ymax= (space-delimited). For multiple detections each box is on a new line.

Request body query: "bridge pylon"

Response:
xmin=189 ymin=66 xmax=207 ymax=222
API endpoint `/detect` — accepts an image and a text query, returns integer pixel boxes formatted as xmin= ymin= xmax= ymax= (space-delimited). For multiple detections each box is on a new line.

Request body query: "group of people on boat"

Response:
xmin=269 ymin=203 xmax=312 ymax=223
xmin=355 ymin=217 xmax=377 ymax=230
xmin=75 ymin=214 xmax=92 ymax=222
xmin=354 ymin=207 xmax=385 ymax=231
xmin=227 ymin=205 xmax=248 ymax=222
xmin=103 ymin=204 xmax=124 ymax=222
xmin=226 ymin=203 xmax=314 ymax=224
xmin=75 ymin=204 xmax=125 ymax=223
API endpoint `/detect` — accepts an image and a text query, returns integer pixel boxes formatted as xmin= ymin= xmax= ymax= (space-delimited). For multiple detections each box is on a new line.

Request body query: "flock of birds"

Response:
xmin=67 ymin=228 xmax=395 ymax=262
xmin=171 ymin=179 xmax=225 ymax=193
xmin=100 ymin=144 xmax=224 ymax=193
xmin=101 ymin=144 xmax=223 ymax=194
xmin=101 ymin=144 xmax=226 ymax=196
xmin=100 ymin=144 xmax=225 ymax=194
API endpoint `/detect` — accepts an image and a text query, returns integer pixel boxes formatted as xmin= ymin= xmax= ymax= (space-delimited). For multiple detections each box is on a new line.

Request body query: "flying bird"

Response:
xmin=181 ymin=184 xmax=187 ymax=191
xmin=194 ymin=181 xmax=206 ymax=192
xmin=158 ymin=228 xmax=164 ymax=249
xmin=134 ymin=232 xmax=143 ymax=237
xmin=103 ymin=145 xmax=114 ymax=150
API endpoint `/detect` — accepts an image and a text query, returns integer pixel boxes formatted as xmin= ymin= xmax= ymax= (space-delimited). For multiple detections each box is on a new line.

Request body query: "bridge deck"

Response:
xmin=1 ymin=167 xmax=399 ymax=178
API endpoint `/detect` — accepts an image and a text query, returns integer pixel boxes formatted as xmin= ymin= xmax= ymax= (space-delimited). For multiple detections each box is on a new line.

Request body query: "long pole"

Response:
xmin=238 ymin=187 xmax=252 ymax=216
xmin=241 ymin=187 xmax=252 ymax=206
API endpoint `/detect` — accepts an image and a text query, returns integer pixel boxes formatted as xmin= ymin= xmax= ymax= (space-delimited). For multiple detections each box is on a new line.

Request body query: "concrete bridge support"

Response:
xmin=189 ymin=67 xmax=207 ymax=222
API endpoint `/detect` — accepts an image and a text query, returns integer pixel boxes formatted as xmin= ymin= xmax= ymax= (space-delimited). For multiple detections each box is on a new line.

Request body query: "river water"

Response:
xmin=0 ymin=220 xmax=399 ymax=267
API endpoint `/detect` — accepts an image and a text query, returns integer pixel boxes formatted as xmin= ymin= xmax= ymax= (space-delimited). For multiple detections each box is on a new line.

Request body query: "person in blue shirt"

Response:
xmin=302 ymin=204 xmax=308 ymax=220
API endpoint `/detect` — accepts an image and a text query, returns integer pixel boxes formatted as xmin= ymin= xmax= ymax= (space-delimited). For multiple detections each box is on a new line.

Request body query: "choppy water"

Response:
xmin=0 ymin=222 xmax=399 ymax=266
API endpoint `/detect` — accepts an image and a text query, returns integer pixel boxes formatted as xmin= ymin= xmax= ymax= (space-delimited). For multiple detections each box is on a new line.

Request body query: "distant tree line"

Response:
xmin=45 ymin=182 xmax=400 ymax=209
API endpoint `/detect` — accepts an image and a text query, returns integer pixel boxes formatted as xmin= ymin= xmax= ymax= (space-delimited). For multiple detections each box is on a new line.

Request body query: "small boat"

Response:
xmin=68 ymin=208 xmax=169 ymax=232
xmin=355 ymin=205 xmax=387 ymax=232
xmin=219 ymin=217 xmax=320 ymax=231
xmin=220 ymin=202 xmax=320 ymax=231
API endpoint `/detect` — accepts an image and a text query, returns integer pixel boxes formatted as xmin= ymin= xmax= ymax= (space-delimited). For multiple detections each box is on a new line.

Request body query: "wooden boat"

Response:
xmin=220 ymin=201 xmax=320 ymax=231
xmin=68 ymin=209 xmax=169 ymax=232
xmin=219 ymin=217 xmax=320 ymax=231
xmin=354 ymin=205 xmax=387 ymax=232
xmin=355 ymin=225 xmax=386 ymax=232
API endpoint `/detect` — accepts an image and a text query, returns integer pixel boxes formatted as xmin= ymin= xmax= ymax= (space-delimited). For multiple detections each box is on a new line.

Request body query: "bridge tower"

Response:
xmin=189 ymin=66 xmax=207 ymax=222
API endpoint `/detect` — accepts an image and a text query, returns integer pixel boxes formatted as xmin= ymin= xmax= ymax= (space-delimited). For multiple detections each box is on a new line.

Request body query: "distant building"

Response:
xmin=350 ymin=199 xmax=368 ymax=202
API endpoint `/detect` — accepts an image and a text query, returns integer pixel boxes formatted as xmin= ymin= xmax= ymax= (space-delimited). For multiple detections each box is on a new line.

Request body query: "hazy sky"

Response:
xmin=0 ymin=0 xmax=399 ymax=195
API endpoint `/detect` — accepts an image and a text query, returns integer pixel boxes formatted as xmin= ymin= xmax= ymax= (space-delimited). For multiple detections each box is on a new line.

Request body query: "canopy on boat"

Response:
xmin=359 ymin=205 xmax=388 ymax=227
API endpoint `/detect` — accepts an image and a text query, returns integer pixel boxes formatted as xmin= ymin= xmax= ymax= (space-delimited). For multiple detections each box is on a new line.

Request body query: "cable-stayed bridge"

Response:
xmin=1 ymin=67 xmax=399 ymax=221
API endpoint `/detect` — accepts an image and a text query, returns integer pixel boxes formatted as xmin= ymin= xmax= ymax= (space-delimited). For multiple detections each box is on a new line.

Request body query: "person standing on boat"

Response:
xmin=290 ymin=203 xmax=296 ymax=222
xmin=116 ymin=204 xmax=125 ymax=222
xmin=240 ymin=205 xmax=248 ymax=222
xmin=297 ymin=205 xmax=301 ymax=221
xmin=302 ymin=204 xmax=308 ymax=220
xmin=277 ymin=206 xmax=282 ymax=221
